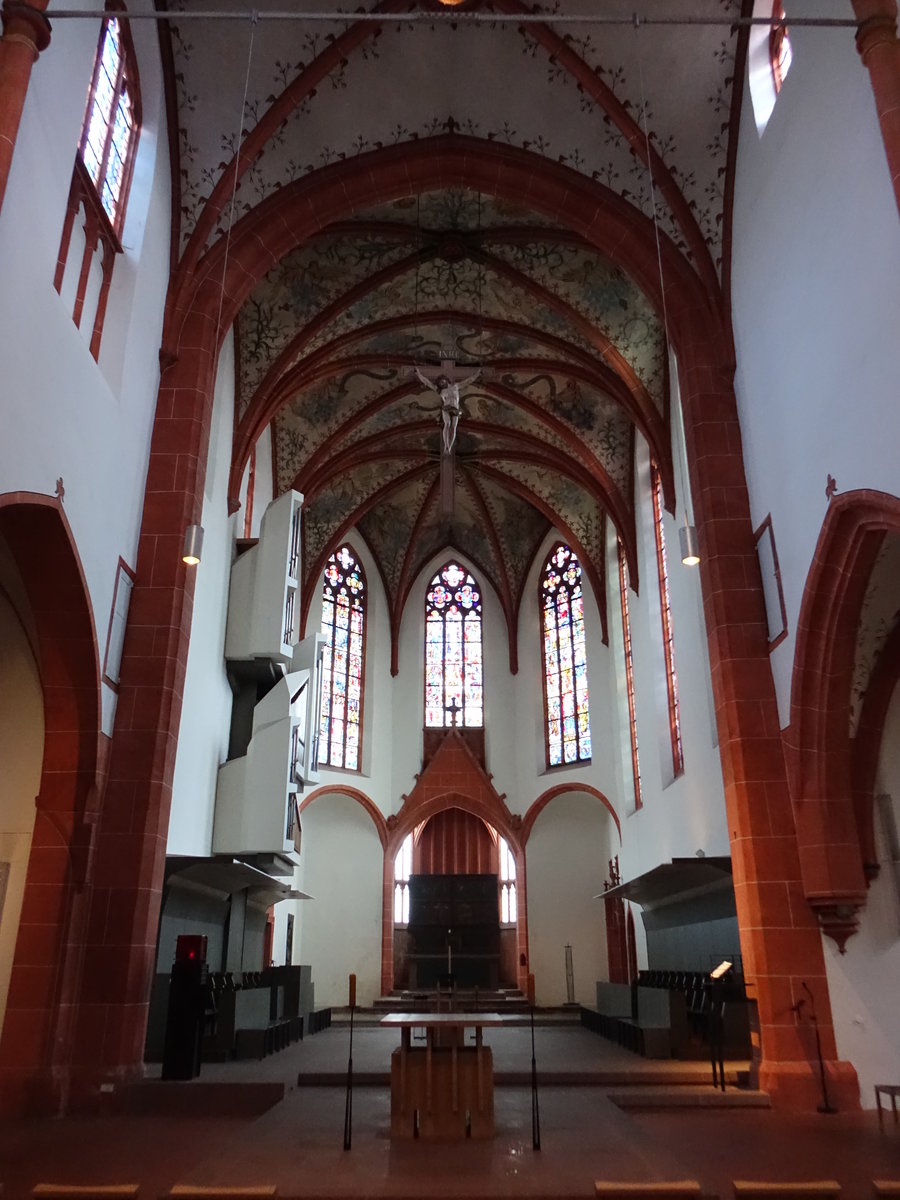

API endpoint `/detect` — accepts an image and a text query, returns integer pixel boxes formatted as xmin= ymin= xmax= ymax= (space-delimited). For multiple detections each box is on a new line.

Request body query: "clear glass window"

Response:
xmin=498 ymin=836 xmax=517 ymax=925
xmin=79 ymin=15 xmax=140 ymax=230
xmin=394 ymin=833 xmax=413 ymax=926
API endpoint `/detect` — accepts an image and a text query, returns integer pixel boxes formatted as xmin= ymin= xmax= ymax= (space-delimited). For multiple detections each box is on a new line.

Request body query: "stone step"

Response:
xmin=609 ymin=1085 xmax=771 ymax=1111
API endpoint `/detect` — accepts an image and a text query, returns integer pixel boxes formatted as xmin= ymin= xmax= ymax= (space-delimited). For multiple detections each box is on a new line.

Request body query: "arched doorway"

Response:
xmin=0 ymin=494 xmax=100 ymax=1115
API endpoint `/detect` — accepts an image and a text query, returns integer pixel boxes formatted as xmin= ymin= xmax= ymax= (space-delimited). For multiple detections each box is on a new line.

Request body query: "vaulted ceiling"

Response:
xmin=162 ymin=0 xmax=744 ymax=644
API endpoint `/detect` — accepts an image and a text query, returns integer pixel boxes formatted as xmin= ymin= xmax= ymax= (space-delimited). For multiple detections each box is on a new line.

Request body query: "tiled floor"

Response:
xmin=1 ymin=1023 xmax=896 ymax=1199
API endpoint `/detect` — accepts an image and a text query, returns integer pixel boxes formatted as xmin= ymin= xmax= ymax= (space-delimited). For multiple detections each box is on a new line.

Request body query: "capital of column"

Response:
xmin=1 ymin=1 xmax=52 ymax=57
xmin=854 ymin=0 xmax=898 ymax=62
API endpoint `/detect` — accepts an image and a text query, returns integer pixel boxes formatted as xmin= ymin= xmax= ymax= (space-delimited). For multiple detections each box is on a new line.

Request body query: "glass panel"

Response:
xmin=424 ymin=561 xmax=483 ymax=727
xmin=541 ymin=544 xmax=591 ymax=765
xmin=320 ymin=546 xmax=365 ymax=767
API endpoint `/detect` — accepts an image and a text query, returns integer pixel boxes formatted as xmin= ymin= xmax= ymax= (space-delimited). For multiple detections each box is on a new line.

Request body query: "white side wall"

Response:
xmin=0 ymin=0 xmax=171 ymax=710
xmin=824 ymin=682 xmax=900 ymax=1106
xmin=731 ymin=4 xmax=900 ymax=726
xmin=731 ymin=4 xmax=900 ymax=1104
xmin=293 ymin=792 xmax=384 ymax=1006
xmin=168 ymin=332 xmax=239 ymax=855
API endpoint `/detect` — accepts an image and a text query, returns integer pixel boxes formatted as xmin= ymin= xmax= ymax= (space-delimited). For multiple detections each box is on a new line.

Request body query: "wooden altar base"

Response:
xmin=390 ymin=1044 xmax=494 ymax=1139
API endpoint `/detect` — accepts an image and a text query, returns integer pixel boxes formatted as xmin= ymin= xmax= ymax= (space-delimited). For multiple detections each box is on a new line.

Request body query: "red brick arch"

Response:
xmin=522 ymin=782 xmax=622 ymax=846
xmin=298 ymin=784 xmax=388 ymax=851
xmin=0 ymin=493 xmax=101 ymax=1116
xmin=786 ymin=488 xmax=900 ymax=948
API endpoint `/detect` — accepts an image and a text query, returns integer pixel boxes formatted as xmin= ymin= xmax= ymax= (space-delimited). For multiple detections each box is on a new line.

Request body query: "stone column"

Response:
xmin=0 ymin=0 xmax=51 ymax=219
xmin=675 ymin=332 xmax=861 ymax=1112
xmin=854 ymin=0 xmax=900 ymax=217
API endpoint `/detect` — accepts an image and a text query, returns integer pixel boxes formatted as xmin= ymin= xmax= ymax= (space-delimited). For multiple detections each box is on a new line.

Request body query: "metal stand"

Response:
xmin=343 ymin=1002 xmax=355 ymax=1149
xmin=802 ymin=981 xmax=837 ymax=1114
xmin=530 ymin=1005 xmax=541 ymax=1150
xmin=708 ymin=983 xmax=726 ymax=1093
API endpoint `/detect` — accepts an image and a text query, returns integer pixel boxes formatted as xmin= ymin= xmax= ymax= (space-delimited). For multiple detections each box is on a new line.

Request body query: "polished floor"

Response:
xmin=1 ymin=1018 xmax=897 ymax=1199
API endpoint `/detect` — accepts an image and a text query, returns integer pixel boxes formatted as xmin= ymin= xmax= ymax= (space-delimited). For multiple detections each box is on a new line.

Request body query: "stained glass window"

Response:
xmin=770 ymin=0 xmax=793 ymax=95
xmin=541 ymin=543 xmax=592 ymax=766
xmin=424 ymin=562 xmax=483 ymax=728
xmin=79 ymin=14 xmax=140 ymax=230
xmin=618 ymin=541 xmax=642 ymax=811
xmin=320 ymin=545 xmax=365 ymax=770
xmin=651 ymin=465 xmax=684 ymax=777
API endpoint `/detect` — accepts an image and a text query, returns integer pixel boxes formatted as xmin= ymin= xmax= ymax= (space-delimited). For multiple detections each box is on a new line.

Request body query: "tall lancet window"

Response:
xmin=79 ymin=13 xmax=140 ymax=231
xmin=618 ymin=541 xmax=642 ymax=811
xmin=651 ymin=466 xmax=684 ymax=777
xmin=541 ymin=543 xmax=592 ymax=766
xmin=320 ymin=545 xmax=365 ymax=770
xmin=424 ymin=562 xmax=483 ymax=728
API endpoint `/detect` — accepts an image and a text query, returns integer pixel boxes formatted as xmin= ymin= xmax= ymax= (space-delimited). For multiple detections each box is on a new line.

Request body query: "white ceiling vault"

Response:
xmin=158 ymin=0 xmax=747 ymax=648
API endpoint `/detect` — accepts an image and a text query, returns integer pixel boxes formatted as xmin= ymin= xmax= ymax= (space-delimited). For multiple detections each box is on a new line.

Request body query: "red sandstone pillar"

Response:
xmin=0 ymin=0 xmax=51 ymax=219
xmin=854 ymin=0 xmax=900 ymax=217
xmin=676 ymin=338 xmax=860 ymax=1112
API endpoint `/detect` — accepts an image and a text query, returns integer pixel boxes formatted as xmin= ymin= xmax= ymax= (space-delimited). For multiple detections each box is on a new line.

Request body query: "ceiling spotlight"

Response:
xmin=679 ymin=523 xmax=700 ymax=567
xmin=182 ymin=524 xmax=204 ymax=566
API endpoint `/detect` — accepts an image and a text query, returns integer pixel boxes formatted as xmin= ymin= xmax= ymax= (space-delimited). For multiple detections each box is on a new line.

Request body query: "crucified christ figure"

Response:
xmin=414 ymin=364 xmax=481 ymax=455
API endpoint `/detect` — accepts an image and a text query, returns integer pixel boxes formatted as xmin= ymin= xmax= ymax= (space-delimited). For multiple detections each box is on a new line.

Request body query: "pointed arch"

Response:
xmin=786 ymin=489 xmax=900 ymax=948
xmin=522 ymin=782 xmax=621 ymax=845
xmin=0 ymin=493 xmax=100 ymax=1114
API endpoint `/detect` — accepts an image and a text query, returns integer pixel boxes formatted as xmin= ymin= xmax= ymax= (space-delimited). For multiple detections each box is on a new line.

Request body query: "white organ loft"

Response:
xmin=214 ymin=490 xmax=325 ymax=866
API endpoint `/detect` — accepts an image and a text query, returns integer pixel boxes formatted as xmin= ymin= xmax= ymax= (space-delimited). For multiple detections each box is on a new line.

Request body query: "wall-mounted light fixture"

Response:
xmin=679 ymin=523 xmax=700 ymax=567
xmin=182 ymin=524 xmax=204 ymax=565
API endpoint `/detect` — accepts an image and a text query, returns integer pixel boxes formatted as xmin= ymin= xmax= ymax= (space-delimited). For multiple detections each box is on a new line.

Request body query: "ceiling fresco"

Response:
xmin=160 ymin=2 xmax=748 ymax=653
xmin=168 ymin=0 xmax=740 ymax=269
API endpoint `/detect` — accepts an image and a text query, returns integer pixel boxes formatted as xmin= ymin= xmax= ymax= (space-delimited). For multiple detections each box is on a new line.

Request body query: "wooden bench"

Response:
xmin=732 ymin=1184 xmax=841 ymax=1198
xmin=595 ymin=1183 xmax=702 ymax=1198
xmin=165 ymin=1189 xmax=277 ymax=1199
xmin=32 ymin=1188 xmax=140 ymax=1199
xmin=873 ymin=1185 xmax=900 ymax=1197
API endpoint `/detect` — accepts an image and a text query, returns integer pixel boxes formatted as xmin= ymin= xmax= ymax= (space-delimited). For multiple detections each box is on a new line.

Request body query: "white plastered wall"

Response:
xmin=167 ymin=332 xmax=239 ymax=855
xmin=293 ymin=791 xmax=384 ymax=1006
xmin=730 ymin=3 xmax=900 ymax=1104
xmin=731 ymin=2 xmax=900 ymax=727
xmin=0 ymin=0 xmax=171 ymax=735
xmin=823 ymin=683 xmax=900 ymax=1106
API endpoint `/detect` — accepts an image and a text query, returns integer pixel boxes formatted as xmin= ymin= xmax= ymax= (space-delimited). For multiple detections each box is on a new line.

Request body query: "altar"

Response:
xmin=380 ymin=1011 xmax=520 ymax=1140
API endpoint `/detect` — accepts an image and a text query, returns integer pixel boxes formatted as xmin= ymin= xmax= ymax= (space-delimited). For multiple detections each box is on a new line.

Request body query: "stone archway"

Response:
xmin=0 ymin=494 xmax=100 ymax=1115
xmin=787 ymin=489 xmax=900 ymax=948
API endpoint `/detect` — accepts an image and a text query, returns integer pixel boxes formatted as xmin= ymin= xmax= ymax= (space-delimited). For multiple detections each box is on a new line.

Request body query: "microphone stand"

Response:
xmin=795 ymin=983 xmax=837 ymax=1114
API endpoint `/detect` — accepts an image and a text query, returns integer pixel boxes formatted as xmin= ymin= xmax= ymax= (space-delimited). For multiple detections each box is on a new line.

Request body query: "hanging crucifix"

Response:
xmin=445 ymin=696 xmax=462 ymax=727
xmin=413 ymin=361 xmax=481 ymax=517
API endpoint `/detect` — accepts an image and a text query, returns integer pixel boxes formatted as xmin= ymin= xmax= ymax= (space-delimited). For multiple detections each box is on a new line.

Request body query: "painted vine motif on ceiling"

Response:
xmin=485 ymin=240 xmax=665 ymax=406
xmin=301 ymin=458 xmax=416 ymax=575
xmin=850 ymin=534 xmax=900 ymax=736
xmin=472 ymin=475 xmax=552 ymax=596
xmin=356 ymin=476 xmax=434 ymax=596
xmin=481 ymin=460 xmax=607 ymax=570
xmin=498 ymin=372 xmax=633 ymax=492
xmin=169 ymin=1 xmax=739 ymax=271
xmin=237 ymin=234 xmax=412 ymax=410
